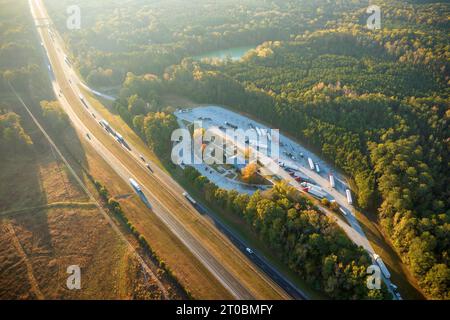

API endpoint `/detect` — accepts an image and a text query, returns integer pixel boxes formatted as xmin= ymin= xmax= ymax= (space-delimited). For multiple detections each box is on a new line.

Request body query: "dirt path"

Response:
xmin=4 ymin=223 xmax=45 ymax=300
xmin=0 ymin=202 xmax=97 ymax=217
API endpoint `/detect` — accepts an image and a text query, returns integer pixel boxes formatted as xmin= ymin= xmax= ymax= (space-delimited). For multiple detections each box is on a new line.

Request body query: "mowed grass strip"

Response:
xmin=70 ymin=131 xmax=233 ymax=299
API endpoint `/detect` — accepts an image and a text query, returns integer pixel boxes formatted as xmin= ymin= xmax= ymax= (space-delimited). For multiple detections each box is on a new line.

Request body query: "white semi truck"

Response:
xmin=308 ymin=157 xmax=315 ymax=170
xmin=373 ymin=254 xmax=391 ymax=279
xmin=129 ymin=178 xmax=142 ymax=193
xmin=301 ymin=182 xmax=327 ymax=199
xmin=315 ymin=163 xmax=321 ymax=173
xmin=329 ymin=174 xmax=335 ymax=188
xmin=346 ymin=189 xmax=353 ymax=205
xmin=183 ymin=192 xmax=197 ymax=205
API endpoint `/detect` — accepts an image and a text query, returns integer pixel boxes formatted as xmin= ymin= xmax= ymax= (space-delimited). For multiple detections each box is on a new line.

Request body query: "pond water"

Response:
xmin=193 ymin=46 xmax=254 ymax=61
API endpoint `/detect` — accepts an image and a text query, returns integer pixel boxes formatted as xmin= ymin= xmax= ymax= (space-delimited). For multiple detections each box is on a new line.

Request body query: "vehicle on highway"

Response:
xmin=79 ymin=94 xmax=89 ymax=109
xmin=129 ymin=178 xmax=142 ymax=193
xmin=86 ymin=133 xmax=91 ymax=140
xmin=246 ymin=248 xmax=254 ymax=255
xmin=64 ymin=55 xmax=72 ymax=67
xmin=339 ymin=207 xmax=348 ymax=216
xmin=91 ymin=113 xmax=96 ymax=118
xmin=139 ymin=155 xmax=146 ymax=162
xmin=146 ymin=163 xmax=153 ymax=173
xmin=99 ymin=119 xmax=115 ymax=135
xmin=373 ymin=254 xmax=391 ymax=279
xmin=183 ymin=192 xmax=197 ymax=205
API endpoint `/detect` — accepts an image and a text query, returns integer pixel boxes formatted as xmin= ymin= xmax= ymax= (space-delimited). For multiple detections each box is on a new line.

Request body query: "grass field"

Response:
xmin=0 ymin=207 xmax=162 ymax=299
xmin=64 ymin=120 xmax=234 ymax=299
xmin=0 ymin=95 xmax=174 ymax=299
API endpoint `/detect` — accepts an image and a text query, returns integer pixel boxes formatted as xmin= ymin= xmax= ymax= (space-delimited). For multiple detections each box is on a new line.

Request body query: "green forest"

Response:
xmin=29 ymin=0 xmax=450 ymax=299
xmin=0 ymin=0 xmax=52 ymax=158
xmin=183 ymin=167 xmax=391 ymax=299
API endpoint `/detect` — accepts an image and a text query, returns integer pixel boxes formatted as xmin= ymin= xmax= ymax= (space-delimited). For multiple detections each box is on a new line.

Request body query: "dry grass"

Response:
xmin=0 ymin=207 xmax=163 ymax=299
xmin=0 ymin=108 xmax=167 ymax=299
xmin=70 ymin=131 xmax=234 ymax=299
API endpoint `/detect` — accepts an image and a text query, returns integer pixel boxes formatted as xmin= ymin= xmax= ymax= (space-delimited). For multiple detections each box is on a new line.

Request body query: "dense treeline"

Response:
xmin=111 ymin=36 xmax=448 ymax=298
xmin=161 ymin=45 xmax=449 ymax=299
xmin=0 ymin=0 xmax=49 ymax=97
xmin=47 ymin=0 xmax=372 ymax=88
xmin=182 ymin=166 xmax=390 ymax=299
xmin=133 ymin=111 xmax=178 ymax=159
xmin=110 ymin=72 xmax=178 ymax=158
xmin=158 ymin=33 xmax=449 ymax=300
xmin=0 ymin=111 xmax=33 ymax=158
xmin=40 ymin=100 xmax=69 ymax=132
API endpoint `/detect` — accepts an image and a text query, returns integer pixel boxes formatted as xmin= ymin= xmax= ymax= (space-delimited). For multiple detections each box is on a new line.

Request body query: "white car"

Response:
xmin=245 ymin=248 xmax=254 ymax=255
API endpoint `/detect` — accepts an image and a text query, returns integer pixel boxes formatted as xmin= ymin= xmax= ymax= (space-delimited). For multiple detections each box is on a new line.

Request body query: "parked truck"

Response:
xmin=346 ymin=189 xmax=353 ymax=205
xmin=315 ymin=163 xmax=321 ymax=173
xmin=308 ymin=188 xmax=327 ymax=199
xmin=373 ymin=254 xmax=391 ymax=279
xmin=329 ymin=174 xmax=336 ymax=188
xmin=224 ymin=121 xmax=238 ymax=129
xmin=308 ymin=157 xmax=315 ymax=170
xmin=301 ymin=182 xmax=327 ymax=199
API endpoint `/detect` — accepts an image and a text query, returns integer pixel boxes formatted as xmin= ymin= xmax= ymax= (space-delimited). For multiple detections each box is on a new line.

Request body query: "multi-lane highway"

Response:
xmin=29 ymin=0 xmax=302 ymax=300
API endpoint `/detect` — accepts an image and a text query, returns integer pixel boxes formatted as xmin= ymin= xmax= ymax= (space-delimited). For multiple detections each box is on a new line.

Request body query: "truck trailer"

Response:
xmin=315 ymin=163 xmax=321 ymax=173
xmin=339 ymin=207 xmax=348 ymax=216
xmin=79 ymin=94 xmax=89 ymax=109
xmin=308 ymin=157 xmax=315 ymax=170
xmin=346 ymin=189 xmax=353 ymax=205
xmin=129 ymin=178 xmax=142 ymax=193
xmin=99 ymin=120 xmax=115 ymax=135
xmin=301 ymin=182 xmax=327 ymax=199
xmin=329 ymin=174 xmax=336 ymax=188
xmin=183 ymin=192 xmax=197 ymax=205
xmin=373 ymin=254 xmax=391 ymax=279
